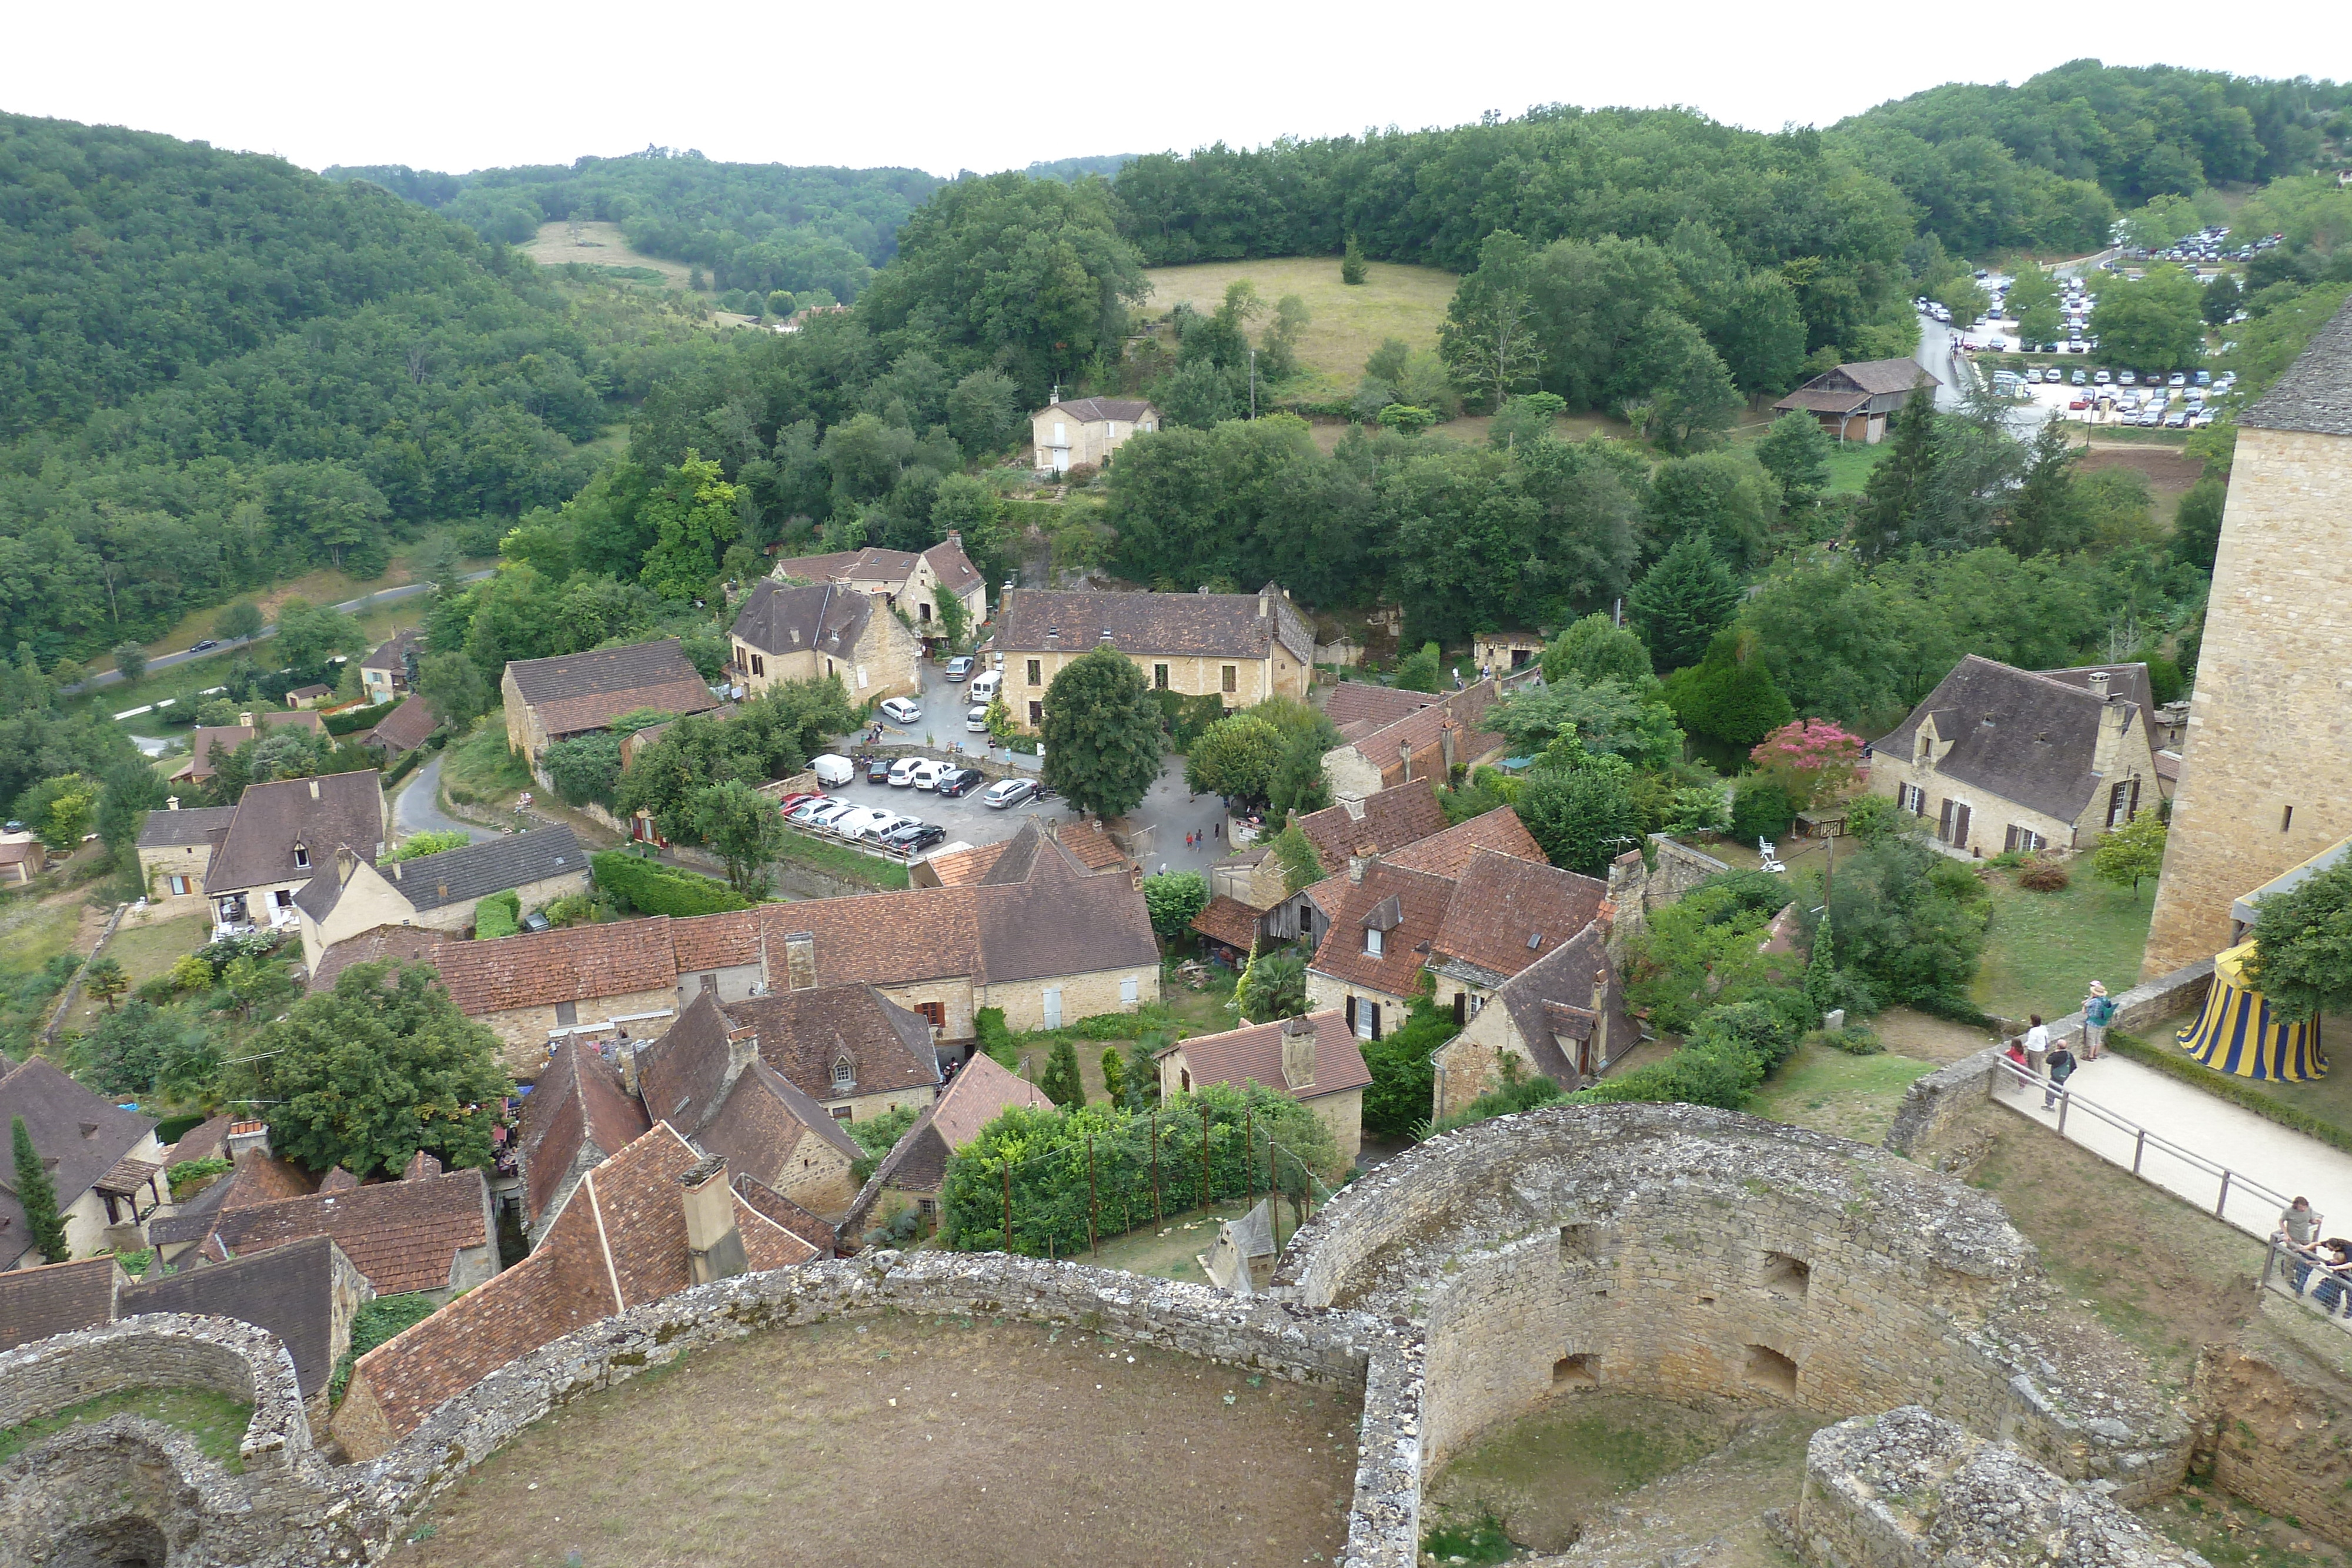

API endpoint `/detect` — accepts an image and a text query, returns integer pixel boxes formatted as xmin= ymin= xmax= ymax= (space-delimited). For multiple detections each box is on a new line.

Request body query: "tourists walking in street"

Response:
xmin=2042 ymin=1041 xmax=2077 ymax=1110
xmin=2023 ymin=1015 xmax=2051 ymax=1076
xmin=2081 ymin=982 xmax=2115 ymax=1061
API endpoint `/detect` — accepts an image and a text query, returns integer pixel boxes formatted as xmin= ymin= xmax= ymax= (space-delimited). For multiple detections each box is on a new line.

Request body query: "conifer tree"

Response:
xmin=12 ymin=1115 xmax=69 ymax=1265
xmin=1039 ymin=1038 xmax=1085 ymax=1109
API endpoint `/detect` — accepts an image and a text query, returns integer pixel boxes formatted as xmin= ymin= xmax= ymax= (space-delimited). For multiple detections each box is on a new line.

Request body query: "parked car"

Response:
xmin=865 ymin=756 xmax=892 ymax=784
xmin=2169 ymin=373 xmax=2187 ymax=387
xmin=786 ymin=795 xmax=838 ymax=825
xmin=848 ymin=810 xmax=916 ymax=841
xmin=803 ymin=801 xmax=860 ymax=831
xmin=944 ymin=656 xmax=975 ymax=681
xmin=2067 ymin=399 xmax=2090 ymax=411
xmin=188 ymin=638 xmax=219 ymax=654
xmin=878 ymin=697 xmax=922 ymax=726
xmin=774 ymin=791 xmax=827 ymax=814
xmin=935 ymin=768 xmax=984 ymax=798
xmin=983 ymin=777 xmax=1040 ymax=810
xmin=881 ymin=823 xmax=947 ymax=854
xmin=2070 ymin=369 xmax=2088 ymax=386
xmin=2117 ymin=371 xmax=2136 ymax=386
xmin=966 ymin=704 xmax=990 ymax=734
xmin=888 ymin=757 xmax=927 ymax=787
xmin=828 ymin=807 xmax=894 ymax=840
xmin=909 ymin=758 xmax=951 ymax=791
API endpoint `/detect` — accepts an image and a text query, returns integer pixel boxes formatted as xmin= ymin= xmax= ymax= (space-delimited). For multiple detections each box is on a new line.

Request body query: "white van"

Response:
xmin=810 ymin=754 xmax=856 ymax=787
xmin=968 ymin=669 xmax=1001 ymax=703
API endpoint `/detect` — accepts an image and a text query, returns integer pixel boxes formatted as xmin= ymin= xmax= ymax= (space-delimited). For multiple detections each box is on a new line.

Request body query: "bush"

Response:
xmin=975 ymin=1006 xmax=1015 ymax=1068
xmin=1728 ymin=780 xmax=1795 ymax=843
xmin=323 ymin=701 xmax=395 ymax=737
xmin=1815 ymin=1023 xmax=1884 ymax=1055
xmin=331 ymin=1293 xmax=442 ymax=1405
xmin=589 ymin=851 xmax=756 ymax=916
xmin=472 ymin=889 xmax=520 ymax=940
xmin=2016 ymin=858 xmax=2071 ymax=892
xmin=165 ymin=1155 xmax=232 ymax=1199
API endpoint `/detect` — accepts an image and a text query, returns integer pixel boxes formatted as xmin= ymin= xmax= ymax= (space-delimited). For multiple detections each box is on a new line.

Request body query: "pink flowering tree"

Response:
xmin=1749 ymin=719 xmax=1863 ymax=811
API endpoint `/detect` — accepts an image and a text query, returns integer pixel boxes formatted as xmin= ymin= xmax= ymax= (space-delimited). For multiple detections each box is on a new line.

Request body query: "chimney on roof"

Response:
xmin=782 ymin=931 xmax=817 ymax=991
xmin=1398 ymin=738 xmax=1414 ymax=783
xmin=308 ymin=778 xmax=320 ymax=800
xmin=1348 ymin=851 xmax=1374 ymax=885
xmin=1259 ymin=589 xmax=1272 ymax=619
xmin=2093 ymin=696 xmax=2131 ymax=777
xmin=1099 ymin=627 xmax=1115 ymax=648
xmin=1589 ymin=954 xmax=1615 ymax=1072
xmin=226 ymin=1120 xmax=270 ymax=1160
xmin=1441 ymin=723 xmax=1458 ymax=775
xmin=2089 ymin=670 xmax=2111 ymax=703
xmin=402 ymin=1149 xmax=443 ymax=1182
xmin=239 ymin=711 xmax=255 ymax=727
xmin=1279 ymin=1016 xmax=1316 ymax=1092
xmin=946 ymin=530 xmax=961 ymax=546
xmin=726 ymin=1021 xmax=759 ymax=1084
xmin=166 ymin=796 xmax=180 ymax=811
xmin=681 ymin=1154 xmax=749 ymax=1285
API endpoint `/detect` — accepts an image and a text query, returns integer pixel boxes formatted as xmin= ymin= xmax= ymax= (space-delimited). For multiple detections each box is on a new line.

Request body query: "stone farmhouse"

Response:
xmin=766 ymin=532 xmax=987 ymax=644
xmin=428 ymin=918 xmax=687 ymax=1072
xmin=173 ymin=1149 xmax=497 ymax=1304
xmin=1155 ymin=1011 xmax=1372 ymax=1164
xmin=358 ymin=628 xmax=426 ymax=707
xmin=142 ymin=770 xmax=389 ymax=937
xmin=358 ymin=693 xmax=437 ymax=758
xmin=1030 ymin=396 xmax=1159 ymax=474
xmin=170 ymin=708 xmax=326 ymax=785
xmin=1430 ymin=919 xmax=1635 ymax=1118
xmin=989 ymin=584 xmax=1313 ymax=732
xmin=1868 ymin=656 xmax=2159 ymax=858
xmin=0 ymin=1059 xmax=168 ymax=1271
xmin=1771 ymin=357 xmax=1940 ymax=443
xmin=1319 ymin=677 xmax=1514 ymax=813
xmin=500 ymin=638 xmax=720 ymax=768
xmin=2147 ymin=295 xmax=2352 ymax=974
xmin=332 ymin=1129 xmax=815 ymax=1460
xmin=725 ymin=576 xmax=920 ymax=709
xmin=290 ymin=824 xmax=587 ymax=973
xmin=841 ymin=1049 xmax=1054 ymax=1237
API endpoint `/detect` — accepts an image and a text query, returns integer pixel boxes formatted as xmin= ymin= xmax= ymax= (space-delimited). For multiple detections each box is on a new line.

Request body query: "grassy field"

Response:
xmin=440 ymin=714 xmax=533 ymax=805
xmin=523 ymin=220 xmax=694 ymax=289
xmin=0 ymin=893 xmax=87 ymax=974
xmin=1820 ymin=438 xmax=1892 ymax=495
xmin=775 ymin=830 xmax=912 ymax=892
xmin=58 ymin=914 xmax=210 ymax=1032
xmin=1746 ymin=1042 xmax=1939 ymax=1146
xmin=1970 ymin=868 xmax=2154 ymax=1024
xmin=1141 ymin=257 xmax=1458 ymax=396
xmin=0 ymin=1386 xmax=251 ymax=1469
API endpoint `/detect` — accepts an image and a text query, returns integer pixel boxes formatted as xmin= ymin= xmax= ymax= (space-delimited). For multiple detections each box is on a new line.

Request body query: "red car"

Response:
xmin=2067 ymin=399 xmax=2090 ymax=411
xmin=774 ymin=791 xmax=826 ymax=814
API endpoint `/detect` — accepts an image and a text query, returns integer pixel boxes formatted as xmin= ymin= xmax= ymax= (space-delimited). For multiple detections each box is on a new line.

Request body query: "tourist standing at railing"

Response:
xmin=2042 ymin=1042 xmax=2076 ymax=1111
xmin=2022 ymin=1015 xmax=2052 ymax=1076
xmin=2281 ymin=1198 xmax=2324 ymax=1294
xmin=2003 ymin=1038 xmax=2031 ymax=1094
xmin=2080 ymin=982 xmax=2115 ymax=1061
xmin=2314 ymin=1239 xmax=2352 ymax=1316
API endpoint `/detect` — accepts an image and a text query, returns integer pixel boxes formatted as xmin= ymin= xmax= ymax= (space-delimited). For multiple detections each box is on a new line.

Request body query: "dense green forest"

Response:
xmin=325 ymin=148 xmax=940 ymax=303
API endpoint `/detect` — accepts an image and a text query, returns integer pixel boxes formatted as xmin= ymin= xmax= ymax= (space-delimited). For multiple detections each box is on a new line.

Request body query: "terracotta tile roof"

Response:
xmin=751 ymin=872 xmax=1157 ymax=992
xmin=199 ymin=1167 xmax=492 ymax=1296
xmin=1157 ymin=1010 xmax=1369 ymax=1101
xmin=309 ymin=925 xmax=453 ymax=992
xmin=346 ymin=1126 xmax=814 ymax=1443
xmin=0 ymin=1258 xmax=122 ymax=1350
xmin=379 ymin=824 xmax=583 ymax=914
xmin=166 ymin=1112 xmax=235 ymax=1164
xmin=1297 ymin=780 xmax=1449 ymax=870
xmin=148 ymin=1147 xmax=318 ymax=1247
xmin=519 ymin=1038 xmax=651 ymax=1226
xmin=922 ymin=839 xmax=1010 ymax=885
xmin=1191 ymin=894 xmax=1264 ymax=951
xmin=138 ymin=804 xmax=238 ymax=848
xmin=1493 ymin=921 xmax=1635 ymax=1089
xmin=432 ymin=918 xmax=679 ymax=1017
xmin=767 ymin=547 xmax=871 ymax=581
xmin=1054 ymin=819 xmax=1129 ymax=872
xmin=0 ymin=1059 xmax=156 ymax=1266
xmin=1323 ymin=683 xmax=1436 ymax=733
xmin=176 ymin=711 xmax=328 ymax=782
xmin=731 ymin=1173 xmax=837 ymax=1256
xmin=204 ymin=770 xmax=386 ymax=895
xmin=720 ymin=984 xmax=943 ymax=1101
xmin=729 ymin=579 xmax=876 ymax=662
xmin=844 ymin=1052 xmax=1054 ymax=1232
xmin=1385 ymin=807 xmax=1545 ymax=878
xmin=670 ymin=908 xmax=760 ymax=975
xmin=364 ymin=694 xmax=439 ymax=754
xmin=506 ymin=639 xmax=719 ymax=739
xmin=1304 ymin=862 xmax=1457 ymax=998
xmin=1331 ymin=680 xmax=1506 ymax=785
xmin=1428 ymin=849 xmax=1608 ymax=982
xmin=993 ymin=583 xmax=1314 ymax=666
xmin=122 ymin=1234 xmax=348 ymax=1397
xmin=319 ymin=1167 xmax=360 ymax=1193
xmin=699 ymin=1058 xmax=863 ymax=1192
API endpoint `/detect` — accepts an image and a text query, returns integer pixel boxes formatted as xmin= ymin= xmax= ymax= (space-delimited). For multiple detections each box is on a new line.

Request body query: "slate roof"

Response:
xmin=993 ymin=584 xmax=1314 ymax=665
xmin=121 ymin=1235 xmax=349 ymax=1397
xmin=1157 ymin=1011 xmax=1370 ymax=1102
xmin=505 ymin=639 xmax=719 ymax=739
xmin=379 ymin=824 xmax=583 ymax=914
xmin=204 ymin=770 xmax=385 ymax=895
xmin=361 ymin=628 xmax=426 ymax=676
xmin=1877 ymin=654 xmax=2143 ymax=822
xmin=1385 ymin=807 xmax=1545 ymax=879
xmin=1044 ymin=397 xmax=1156 ymax=423
xmin=1429 ymin=849 xmax=1609 ymax=983
xmin=1303 ymin=862 xmax=1459 ymax=998
xmin=0 ymin=1059 xmax=156 ymax=1266
xmin=344 ymin=1126 xmax=813 ymax=1443
xmin=2244 ymin=293 xmax=2352 ymax=436
xmin=1191 ymin=894 xmax=1264 ymax=951
xmin=0 ymin=1258 xmax=122 ymax=1351
xmin=2039 ymin=663 xmax=2159 ymax=753
xmin=729 ymin=579 xmax=877 ymax=661
xmin=769 ymin=536 xmax=983 ymax=599
xmin=924 ymin=536 xmax=984 ymax=596
xmin=1492 ymin=920 xmax=1635 ymax=1089
xmin=719 ymin=984 xmax=944 ymax=1102
xmin=198 ymin=1166 xmax=492 ymax=1296
xmin=309 ymin=925 xmax=452 ymax=993
xmin=166 ymin=1112 xmax=235 ymax=1164
xmin=432 ymin=918 xmax=680 ymax=1017
xmin=365 ymin=695 xmax=439 ymax=754
xmin=517 ymin=1038 xmax=650 ymax=1226
xmin=137 ymin=804 xmax=238 ymax=848
xmin=636 ymin=989 xmax=752 ymax=1134
xmin=1296 ymin=780 xmax=1451 ymax=870
xmin=845 ymin=1051 xmax=1053 ymax=1230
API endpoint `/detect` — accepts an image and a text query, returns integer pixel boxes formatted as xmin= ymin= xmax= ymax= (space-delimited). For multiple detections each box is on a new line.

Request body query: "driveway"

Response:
xmin=392 ymin=753 xmax=493 ymax=844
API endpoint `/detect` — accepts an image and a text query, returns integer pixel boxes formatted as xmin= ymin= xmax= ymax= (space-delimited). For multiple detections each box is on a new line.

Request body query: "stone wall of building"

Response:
xmin=2146 ymin=423 xmax=2352 ymax=976
xmin=2193 ymin=1295 xmax=2352 ymax=1549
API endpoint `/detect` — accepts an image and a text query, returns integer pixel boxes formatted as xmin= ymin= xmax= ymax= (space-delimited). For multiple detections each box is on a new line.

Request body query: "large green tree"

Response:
xmin=1542 ymin=613 xmax=1654 ymax=688
xmin=637 ymin=452 xmax=743 ymax=601
xmin=690 ymin=778 xmax=787 ymax=897
xmin=1755 ymin=411 xmax=1837 ymax=513
xmin=1040 ymin=647 xmax=1164 ymax=820
xmin=1629 ymin=535 xmax=1743 ymax=673
xmin=2089 ymin=265 xmax=2209 ymax=373
xmin=2247 ymin=858 xmax=2352 ymax=1023
xmin=236 ymin=959 xmax=511 ymax=1178
xmin=1439 ymin=230 xmax=1547 ymax=411
xmin=1184 ymin=714 xmax=1284 ymax=805
xmin=1515 ymin=767 xmax=1648 ymax=877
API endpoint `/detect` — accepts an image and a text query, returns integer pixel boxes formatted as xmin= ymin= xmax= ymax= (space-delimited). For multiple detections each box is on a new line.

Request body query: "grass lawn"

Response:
xmin=0 ymin=1386 xmax=251 ymax=1469
xmin=774 ymin=830 xmax=911 ymax=892
xmin=1141 ymin=256 xmax=1458 ymax=397
xmin=2183 ymin=1007 xmax=2352 ymax=1144
xmin=1821 ymin=438 xmax=1892 ymax=495
xmin=440 ymin=713 xmax=533 ymax=805
xmin=59 ymin=914 xmax=210 ymax=1032
xmin=0 ymin=894 xmax=86 ymax=974
xmin=1970 ymin=868 xmax=2153 ymax=1024
xmin=1746 ymin=1043 xmax=1939 ymax=1146
xmin=1081 ymin=1196 xmax=1276 ymax=1282
xmin=523 ymin=219 xmax=695 ymax=289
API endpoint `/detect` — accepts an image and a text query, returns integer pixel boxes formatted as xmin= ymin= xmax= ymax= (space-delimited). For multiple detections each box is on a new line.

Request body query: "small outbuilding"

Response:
xmin=1772 ymin=359 xmax=1940 ymax=443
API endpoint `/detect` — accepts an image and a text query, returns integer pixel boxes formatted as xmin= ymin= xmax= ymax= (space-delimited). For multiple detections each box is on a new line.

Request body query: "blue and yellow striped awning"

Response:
xmin=2177 ymin=942 xmax=2327 ymax=1082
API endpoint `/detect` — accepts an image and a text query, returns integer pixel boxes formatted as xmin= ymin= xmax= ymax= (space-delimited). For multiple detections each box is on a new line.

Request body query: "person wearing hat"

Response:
xmin=2082 ymin=981 xmax=2116 ymax=1061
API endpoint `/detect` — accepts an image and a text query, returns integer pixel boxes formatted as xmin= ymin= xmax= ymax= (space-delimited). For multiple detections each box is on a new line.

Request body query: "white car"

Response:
xmin=859 ymin=812 xmax=918 ymax=841
xmin=785 ymin=795 xmax=838 ymax=825
xmin=909 ymin=759 xmax=951 ymax=791
xmin=966 ymin=704 xmax=990 ymax=734
xmin=878 ymin=697 xmax=922 ymax=726
xmin=827 ymin=807 xmax=894 ymax=840
xmin=888 ymin=757 xmax=927 ymax=787
xmin=982 ymin=777 xmax=1039 ymax=810
xmin=803 ymin=801 xmax=860 ymax=831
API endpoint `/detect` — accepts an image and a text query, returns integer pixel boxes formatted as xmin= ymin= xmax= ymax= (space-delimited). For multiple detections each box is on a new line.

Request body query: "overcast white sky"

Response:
xmin=6 ymin=2 xmax=2348 ymax=177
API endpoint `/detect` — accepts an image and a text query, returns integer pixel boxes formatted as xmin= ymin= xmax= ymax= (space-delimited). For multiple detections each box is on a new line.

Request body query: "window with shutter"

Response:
xmin=1938 ymin=798 xmax=1955 ymax=841
xmin=1369 ymin=1002 xmax=1383 ymax=1040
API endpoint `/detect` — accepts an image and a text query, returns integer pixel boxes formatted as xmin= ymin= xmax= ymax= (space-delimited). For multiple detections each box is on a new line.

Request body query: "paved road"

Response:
xmin=392 ymin=753 xmax=493 ymax=844
xmin=74 ymin=569 xmax=493 ymax=698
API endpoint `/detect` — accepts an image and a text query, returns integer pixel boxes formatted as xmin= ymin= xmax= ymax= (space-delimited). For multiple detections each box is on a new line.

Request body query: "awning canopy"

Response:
xmin=2232 ymin=833 xmax=2352 ymax=929
xmin=2176 ymin=941 xmax=2327 ymax=1082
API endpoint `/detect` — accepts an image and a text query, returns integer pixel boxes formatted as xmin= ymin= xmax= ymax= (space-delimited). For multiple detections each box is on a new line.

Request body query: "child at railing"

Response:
xmin=2313 ymin=1239 xmax=2352 ymax=1316
xmin=2002 ymin=1038 xmax=2031 ymax=1094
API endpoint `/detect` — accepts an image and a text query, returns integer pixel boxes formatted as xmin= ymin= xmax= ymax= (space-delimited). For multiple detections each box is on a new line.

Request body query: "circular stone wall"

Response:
xmin=1275 ymin=1102 xmax=2180 ymax=1490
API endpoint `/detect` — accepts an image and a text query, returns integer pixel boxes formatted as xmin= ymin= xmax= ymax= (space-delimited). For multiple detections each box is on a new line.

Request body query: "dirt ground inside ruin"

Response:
xmin=390 ymin=1312 xmax=1361 ymax=1568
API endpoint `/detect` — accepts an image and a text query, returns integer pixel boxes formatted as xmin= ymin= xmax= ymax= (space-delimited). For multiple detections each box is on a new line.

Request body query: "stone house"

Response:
xmin=291 ymin=824 xmax=588 ymax=974
xmin=190 ymin=1152 xmax=499 ymax=1303
xmin=767 ymin=534 xmax=987 ymax=644
xmin=500 ymin=638 xmax=720 ymax=768
xmin=1154 ymin=1011 xmax=1371 ymax=1164
xmin=1430 ymin=920 xmax=1635 ymax=1118
xmin=332 ymin=1128 xmax=816 ymax=1460
xmin=513 ymin=1037 xmax=650 ymax=1244
xmin=725 ymin=577 xmax=920 ymax=708
xmin=145 ymin=1134 xmax=318 ymax=1268
xmin=637 ymin=990 xmax=870 ymax=1218
xmin=135 ymin=799 xmax=238 ymax=911
xmin=1319 ymin=678 xmax=1512 ymax=814
xmin=667 ymin=908 xmax=767 ymax=1007
xmin=1471 ymin=631 xmax=1546 ymax=676
xmin=1869 ymin=656 xmax=2159 ymax=858
xmin=359 ymin=629 xmax=426 ymax=707
xmin=2147 ymin=296 xmax=2352 ymax=975
xmin=170 ymin=708 xmax=326 ymax=785
xmin=989 ymin=584 xmax=1313 ymax=732
xmin=1771 ymin=358 xmax=1940 ymax=443
xmin=0 ymin=1059 xmax=167 ymax=1270
xmin=840 ymin=1049 xmax=1055 ymax=1237
xmin=194 ymin=770 xmax=389 ymax=938
xmin=1030 ymin=396 xmax=1159 ymax=474
xmin=284 ymin=684 xmax=333 ymax=710
xmin=430 ymin=918 xmax=687 ymax=1076
xmin=306 ymin=925 xmax=451 ymax=993
xmin=358 ymin=694 xmax=437 ymax=758
xmin=0 ymin=831 xmax=46 ymax=887
xmin=911 ymin=818 xmax=1129 ymax=890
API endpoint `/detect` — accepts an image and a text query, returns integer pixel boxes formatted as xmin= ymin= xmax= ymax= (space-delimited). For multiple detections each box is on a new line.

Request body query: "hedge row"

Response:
xmin=2102 ymin=1029 xmax=2352 ymax=1158
xmin=324 ymin=700 xmax=396 ymax=736
xmin=473 ymin=889 xmax=520 ymax=940
xmin=589 ymin=851 xmax=756 ymax=915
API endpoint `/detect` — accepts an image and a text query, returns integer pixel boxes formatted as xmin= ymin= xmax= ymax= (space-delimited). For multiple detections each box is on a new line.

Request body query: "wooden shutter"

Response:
xmin=1454 ymin=992 xmax=1467 ymax=1027
xmin=1369 ymin=1002 xmax=1383 ymax=1041
xmin=1344 ymin=996 xmax=1357 ymax=1029
xmin=2003 ymin=824 xmax=2020 ymax=854
xmin=1952 ymin=803 xmax=1971 ymax=848
xmin=1938 ymin=798 xmax=1955 ymax=842
xmin=2127 ymin=779 xmax=2140 ymax=821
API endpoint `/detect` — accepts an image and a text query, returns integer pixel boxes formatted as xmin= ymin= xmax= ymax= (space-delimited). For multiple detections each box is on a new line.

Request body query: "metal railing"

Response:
xmin=2259 ymin=1239 xmax=2352 ymax=1334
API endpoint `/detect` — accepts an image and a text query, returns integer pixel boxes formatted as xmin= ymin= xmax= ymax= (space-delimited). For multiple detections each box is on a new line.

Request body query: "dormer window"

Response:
xmin=1365 ymin=927 xmax=1384 ymax=957
xmin=293 ymin=842 xmax=309 ymax=869
xmin=831 ymin=1055 xmax=854 ymax=1088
